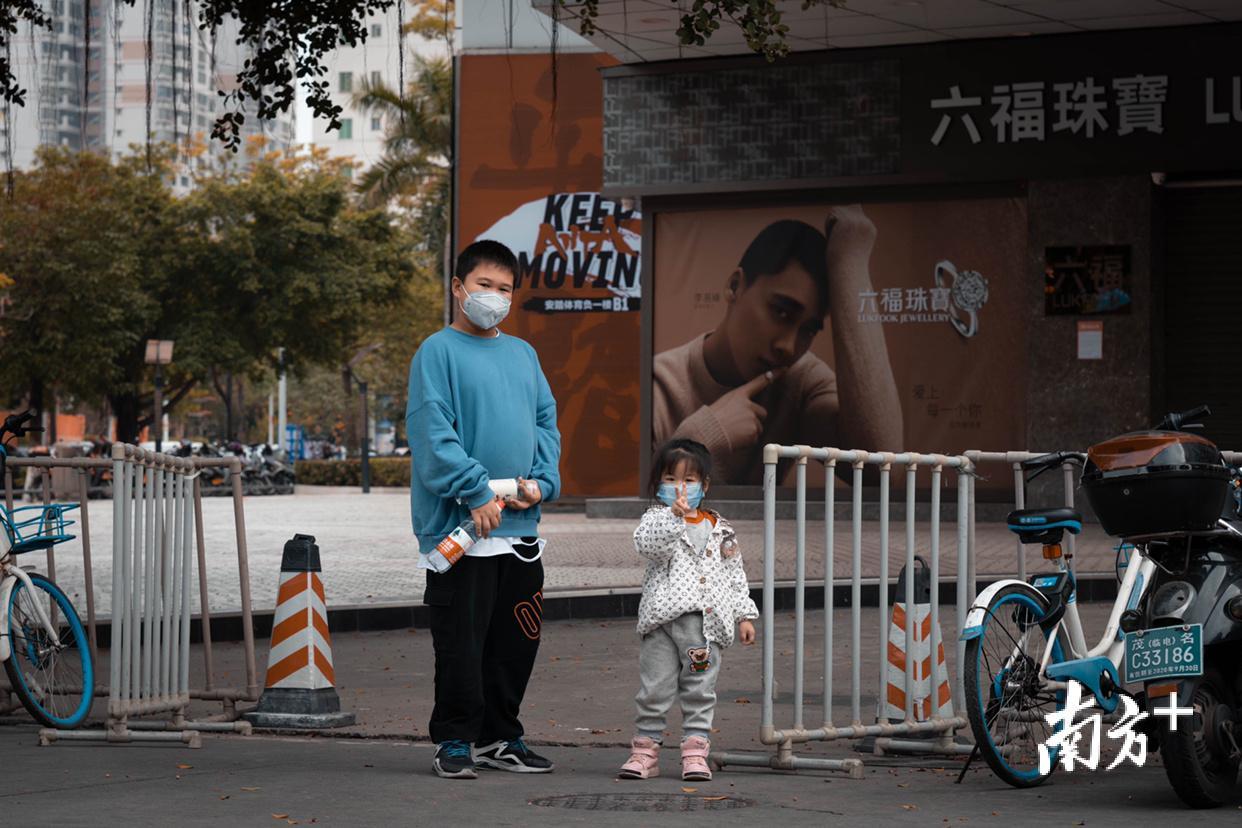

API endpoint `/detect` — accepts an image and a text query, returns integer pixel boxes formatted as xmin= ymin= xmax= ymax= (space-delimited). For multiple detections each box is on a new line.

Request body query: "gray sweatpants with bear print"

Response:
xmin=635 ymin=612 xmax=720 ymax=742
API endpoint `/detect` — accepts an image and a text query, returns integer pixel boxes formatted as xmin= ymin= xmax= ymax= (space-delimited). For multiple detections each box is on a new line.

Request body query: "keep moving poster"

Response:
xmin=652 ymin=198 xmax=1028 ymax=487
xmin=457 ymin=54 xmax=641 ymax=497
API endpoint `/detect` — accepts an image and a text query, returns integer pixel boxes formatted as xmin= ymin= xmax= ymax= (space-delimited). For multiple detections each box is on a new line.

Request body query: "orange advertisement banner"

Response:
xmin=457 ymin=54 xmax=641 ymax=498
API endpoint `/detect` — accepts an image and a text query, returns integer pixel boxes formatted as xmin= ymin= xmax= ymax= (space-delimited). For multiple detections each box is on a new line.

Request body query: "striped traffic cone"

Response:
xmin=882 ymin=556 xmax=953 ymax=724
xmin=245 ymin=534 xmax=355 ymax=728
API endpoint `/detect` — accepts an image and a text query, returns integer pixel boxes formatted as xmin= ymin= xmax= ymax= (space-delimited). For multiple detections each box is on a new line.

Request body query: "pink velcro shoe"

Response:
xmin=681 ymin=736 xmax=712 ymax=781
xmin=618 ymin=736 xmax=661 ymax=779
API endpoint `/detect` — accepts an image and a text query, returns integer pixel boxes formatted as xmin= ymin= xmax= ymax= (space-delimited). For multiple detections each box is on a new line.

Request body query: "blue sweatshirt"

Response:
xmin=406 ymin=326 xmax=561 ymax=554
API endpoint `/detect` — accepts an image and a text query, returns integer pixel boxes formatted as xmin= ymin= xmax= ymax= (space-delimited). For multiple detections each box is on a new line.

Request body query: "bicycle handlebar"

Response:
xmin=1 ymin=409 xmax=38 ymax=437
xmin=1022 ymin=451 xmax=1087 ymax=485
xmin=1156 ymin=405 xmax=1210 ymax=432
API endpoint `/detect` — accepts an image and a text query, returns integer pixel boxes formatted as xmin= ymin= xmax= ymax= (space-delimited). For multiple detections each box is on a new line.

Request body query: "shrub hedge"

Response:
xmin=294 ymin=457 xmax=410 ymax=487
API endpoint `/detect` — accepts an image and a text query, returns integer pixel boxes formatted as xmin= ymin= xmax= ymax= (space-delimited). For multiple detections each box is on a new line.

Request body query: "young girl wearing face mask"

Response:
xmin=619 ymin=438 xmax=759 ymax=782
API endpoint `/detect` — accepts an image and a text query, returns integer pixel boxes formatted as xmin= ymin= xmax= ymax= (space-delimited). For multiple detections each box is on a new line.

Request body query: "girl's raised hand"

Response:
xmin=670 ymin=482 xmax=692 ymax=518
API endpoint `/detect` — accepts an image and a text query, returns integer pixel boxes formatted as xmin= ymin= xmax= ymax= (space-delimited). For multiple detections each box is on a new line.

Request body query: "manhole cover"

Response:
xmin=530 ymin=793 xmax=754 ymax=812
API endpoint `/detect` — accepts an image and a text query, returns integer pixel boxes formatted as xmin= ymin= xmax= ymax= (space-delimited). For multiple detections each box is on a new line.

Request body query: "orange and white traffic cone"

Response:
xmin=245 ymin=534 xmax=355 ymax=728
xmin=883 ymin=556 xmax=953 ymax=725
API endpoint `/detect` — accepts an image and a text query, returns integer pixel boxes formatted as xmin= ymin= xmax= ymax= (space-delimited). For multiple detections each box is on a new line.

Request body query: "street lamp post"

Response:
xmin=347 ymin=344 xmax=382 ymax=495
xmin=359 ymin=378 xmax=370 ymax=494
xmin=144 ymin=339 xmax=175 ymax=453
xmin=277 ymin=347 xmax=287 ymax=452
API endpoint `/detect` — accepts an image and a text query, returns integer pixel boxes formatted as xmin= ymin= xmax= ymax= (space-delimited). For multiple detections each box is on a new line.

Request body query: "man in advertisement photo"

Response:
xmin=653 ymin=204 xmax=903 ymax=485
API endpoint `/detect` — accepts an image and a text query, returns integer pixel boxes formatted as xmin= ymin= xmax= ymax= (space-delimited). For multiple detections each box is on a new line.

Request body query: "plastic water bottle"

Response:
xmin=426 ymin=519 xmax=478 ymax=573
xmin=424 ymin=479 xmax=522 ymax=573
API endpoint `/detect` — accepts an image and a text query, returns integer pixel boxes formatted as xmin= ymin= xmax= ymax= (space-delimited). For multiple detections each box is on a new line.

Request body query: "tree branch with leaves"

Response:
xmin=0 ymin=0 xmax=406 ymax=153
xmin=559 ymin=0 xmax=846 ymax=61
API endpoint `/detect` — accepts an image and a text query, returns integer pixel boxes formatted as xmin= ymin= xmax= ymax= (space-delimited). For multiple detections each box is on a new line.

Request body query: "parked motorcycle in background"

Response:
xmin=165 ymin=440 xmax=294 ymax=497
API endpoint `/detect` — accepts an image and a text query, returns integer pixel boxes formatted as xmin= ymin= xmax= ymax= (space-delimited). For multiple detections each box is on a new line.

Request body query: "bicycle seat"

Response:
xmin=1007 ymin=508 xmax=1083 ymax=545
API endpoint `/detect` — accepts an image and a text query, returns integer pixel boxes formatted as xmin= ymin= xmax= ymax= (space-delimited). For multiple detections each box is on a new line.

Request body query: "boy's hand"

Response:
xmin=739 ymin=620 xmax=756 ymax=645
xmin=471 ymin=496 xmax=504 ymax=538
xmin=505 ymin=477 xmax=542 ymax=511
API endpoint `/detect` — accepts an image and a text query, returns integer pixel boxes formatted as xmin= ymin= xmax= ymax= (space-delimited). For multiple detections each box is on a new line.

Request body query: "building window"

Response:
xmin=339 ymin=119 xmax=353 ymax=140
xmin=371 ymin=70 xmax=382 ymax=87
xmin=371 ymin=116 xmax=381 ymax=131
xmin=370 ymin=23 xmax=382 ymax=37
xmin=339 ymin=72 xmax=353 ymax=93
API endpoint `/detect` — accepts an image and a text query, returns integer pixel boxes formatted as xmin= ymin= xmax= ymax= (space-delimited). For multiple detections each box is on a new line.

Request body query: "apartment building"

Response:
xmin=312 ymin=3 xmax=446 ymax=177
xmin=0 ymin=0 xmax=293 ymax=182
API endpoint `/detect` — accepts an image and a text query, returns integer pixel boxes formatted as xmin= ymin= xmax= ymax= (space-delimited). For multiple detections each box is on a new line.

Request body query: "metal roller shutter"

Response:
xmin=1163 ymin=185 xmax=1242 ymax=450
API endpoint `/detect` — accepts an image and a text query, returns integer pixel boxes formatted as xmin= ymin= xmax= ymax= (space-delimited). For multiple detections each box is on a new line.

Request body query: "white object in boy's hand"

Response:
xmin=488 ymin=478 xmax=519 ymax=499
xmin=490 ymin=476 xmax=542 ymax=510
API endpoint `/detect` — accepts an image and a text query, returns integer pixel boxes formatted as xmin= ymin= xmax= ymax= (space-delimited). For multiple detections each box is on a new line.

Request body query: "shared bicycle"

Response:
xmin=962 ymin=406 xmax=1242 ymax=807
xmin=0 ymin=410 xmax=93 ymax=729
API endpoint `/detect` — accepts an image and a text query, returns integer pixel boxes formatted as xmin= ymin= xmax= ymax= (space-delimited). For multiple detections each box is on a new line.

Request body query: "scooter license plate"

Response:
xmin=1123 ymin=624 xmax=1202 ymax=683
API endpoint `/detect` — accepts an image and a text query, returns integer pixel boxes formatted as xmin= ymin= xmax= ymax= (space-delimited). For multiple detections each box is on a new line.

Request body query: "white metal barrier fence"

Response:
xmin=714 ymin=445 xmax=974 ymax=776
xmin=0 ymin=452 xmax=259 ymax=729
xmin=717 ymin=444 xmax=1242 ymax=776
xmin=40 ymin=445 xmax=253 ymax=746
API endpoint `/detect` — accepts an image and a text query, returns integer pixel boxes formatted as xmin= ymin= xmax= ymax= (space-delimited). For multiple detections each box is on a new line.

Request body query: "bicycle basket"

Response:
xmin=1 ymin=503 xmax=79 ymax=554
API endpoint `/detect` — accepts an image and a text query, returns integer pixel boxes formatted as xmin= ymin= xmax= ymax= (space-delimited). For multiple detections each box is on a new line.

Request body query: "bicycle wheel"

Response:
xmin=3 ymin=573 xmax=94 ymax=728
xmin=964 ymin=583 xmax=1066 ymax=787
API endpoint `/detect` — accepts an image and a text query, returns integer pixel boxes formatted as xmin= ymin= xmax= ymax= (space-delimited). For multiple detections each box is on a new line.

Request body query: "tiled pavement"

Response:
xmin=36 ymin=491 xmax=1122 ymax=618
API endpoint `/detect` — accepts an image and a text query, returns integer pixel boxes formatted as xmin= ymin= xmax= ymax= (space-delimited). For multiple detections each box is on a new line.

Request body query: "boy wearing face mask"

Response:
xmin=406 ymin=240 xmax=562 ymax=779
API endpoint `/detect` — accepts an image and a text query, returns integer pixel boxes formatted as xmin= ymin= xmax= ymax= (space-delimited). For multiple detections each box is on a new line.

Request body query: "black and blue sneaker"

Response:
xmin=474 ymin=738 xmax=554 ymax=773
xmin=433 ymin=739 xmax=477 ymax=779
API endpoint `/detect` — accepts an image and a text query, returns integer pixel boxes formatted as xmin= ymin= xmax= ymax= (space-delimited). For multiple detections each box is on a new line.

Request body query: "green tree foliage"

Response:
xmin=403 ymin=0 xmax=454 ymax=46
xmin=0 ymin=147 xmax=175 ymax=416
xmin=0 ymin=144 xmax=413 ymax=442
xmin=335 ymin=38 xmax=453 ymax=440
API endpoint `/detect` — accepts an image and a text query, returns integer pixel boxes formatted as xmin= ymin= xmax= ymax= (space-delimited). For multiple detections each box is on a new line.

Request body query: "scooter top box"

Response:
xmin=1082 ymin=430 xmax=1231 ymax=538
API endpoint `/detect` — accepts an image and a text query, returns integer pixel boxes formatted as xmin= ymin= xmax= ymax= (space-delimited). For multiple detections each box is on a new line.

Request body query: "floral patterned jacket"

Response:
xmin=634 ymin=506 xmax=759 ymax=647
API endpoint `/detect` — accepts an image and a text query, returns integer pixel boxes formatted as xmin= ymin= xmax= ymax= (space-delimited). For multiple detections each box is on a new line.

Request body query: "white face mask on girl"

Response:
xmin=458 ymin=287 xmax=511 ymax=330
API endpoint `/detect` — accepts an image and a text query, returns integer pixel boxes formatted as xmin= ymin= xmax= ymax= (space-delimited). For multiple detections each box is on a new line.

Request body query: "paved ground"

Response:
xmin=4 ymin=587 xmax=1240 ymax=823
xmin=35 ymin=492 xmax=1122 ymax=617
xmin=4 ymin=605 xmax=1114 ymax=746
xmin=2 ymin=728 xmax=1239 ymax=826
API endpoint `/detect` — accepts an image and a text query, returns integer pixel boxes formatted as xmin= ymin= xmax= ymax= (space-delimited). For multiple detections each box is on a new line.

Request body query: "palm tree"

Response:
xmin=351 ymin=54 xmax=451 ymax=210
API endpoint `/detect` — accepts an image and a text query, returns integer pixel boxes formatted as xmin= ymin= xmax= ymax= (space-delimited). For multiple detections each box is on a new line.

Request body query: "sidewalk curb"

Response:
xmin=83 ymin=573 xmax=1121 ymax=646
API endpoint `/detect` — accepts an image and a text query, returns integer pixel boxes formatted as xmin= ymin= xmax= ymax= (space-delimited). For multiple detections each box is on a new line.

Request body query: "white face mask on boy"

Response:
xmin=458 ymin=287 xmax=511 ymax=330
